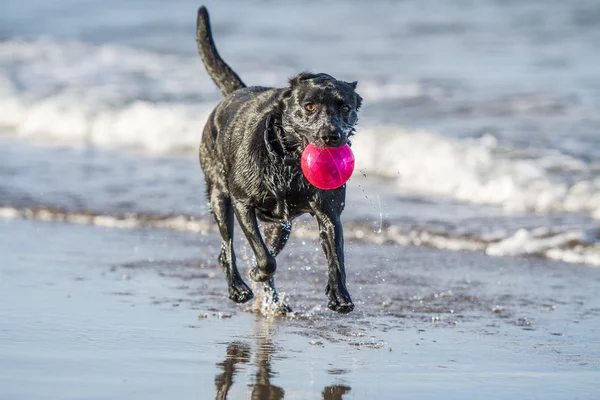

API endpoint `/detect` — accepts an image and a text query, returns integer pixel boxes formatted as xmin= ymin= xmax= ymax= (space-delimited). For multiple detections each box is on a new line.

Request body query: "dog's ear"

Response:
xmin=282 ymin=87 xmax=293 ymax=98
xmin=345 ymin=81 xmax=361 ymax=109
xmin=288 ymin=71 xmax=317 ymax=88
xmin=288 ymin=74 xmax=302 ymax=88
xmin=348 ymin=80 xmax=362 ymax=110
xmin=289 ymin=72 xmax=336 ymax=88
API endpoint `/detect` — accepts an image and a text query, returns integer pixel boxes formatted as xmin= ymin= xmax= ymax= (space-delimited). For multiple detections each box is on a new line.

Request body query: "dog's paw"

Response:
xmin=249 ymin=256 xmax=276 ymax=282
xmin=326 ymin=284 xmax=354 ymax=314
xmin=249 ymin=267 xmax=274 ymax=282
xmin=260 ymin=288 xmax=293 ymax=315
xmin=228 ymin=282 xmax=254 ymax=303
xmin=328 ymin=299 xmax=354 ymax=314
xmin=275 ymin=301 xmax=293 ymax=315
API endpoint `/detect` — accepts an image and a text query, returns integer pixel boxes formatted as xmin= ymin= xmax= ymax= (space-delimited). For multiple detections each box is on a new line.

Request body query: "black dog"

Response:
xmin=196 ymin=7 xmax=362 ymax=313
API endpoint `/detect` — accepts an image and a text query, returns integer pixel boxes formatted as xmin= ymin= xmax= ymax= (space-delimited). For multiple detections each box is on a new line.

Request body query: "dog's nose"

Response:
xmin=321 ymin=132 xmax=342 ymax=146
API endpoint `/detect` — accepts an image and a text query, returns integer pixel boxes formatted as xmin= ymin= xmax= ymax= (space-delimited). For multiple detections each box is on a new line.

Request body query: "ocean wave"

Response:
xmin=0 ymin=38 xmax=415 ymax=147
xmin=352 ymin=126 xmax=600 ymax=217
xmin=1 ymin=38 xmax=599 ymax=218
xmin=2 ymin=206 xmax=598 ymax=266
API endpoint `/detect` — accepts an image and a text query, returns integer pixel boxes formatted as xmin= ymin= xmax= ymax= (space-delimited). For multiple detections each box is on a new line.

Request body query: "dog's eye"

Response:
xmin=304 ymin=103 xmax=316 ymax=112
xmin=341 ymin=105 xmax=351 ymax=113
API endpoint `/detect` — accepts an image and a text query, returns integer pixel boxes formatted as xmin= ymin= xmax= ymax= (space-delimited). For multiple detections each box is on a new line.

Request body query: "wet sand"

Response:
xmin=1 ymin=217 xmax=599 ymax=399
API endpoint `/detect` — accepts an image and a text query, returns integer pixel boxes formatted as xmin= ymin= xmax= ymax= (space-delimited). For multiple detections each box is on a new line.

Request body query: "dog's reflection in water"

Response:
xmin=214 ymin=340 xmax=284 ymax=400
xmin=214 ymin=341 xmax=254 ymax=400
xmin=321 ymin=385 xmax=351 ymax=400
xmin=213 ymin=321 xmax=351 ymax=400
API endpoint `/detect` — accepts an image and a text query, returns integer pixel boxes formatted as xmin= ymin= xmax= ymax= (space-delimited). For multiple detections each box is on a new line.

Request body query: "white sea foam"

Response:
xmin=351 ymin=126 xmax=600 ymax=217
xmin=1 ymin=206 xmax=598 ymax=266
xmin=487 ymin=228 xmax=600 ymax=266
xmin=1 ymin=38 xmax=599 ymax=219
xmin=0 ymin=38 xmax=217 ymax=152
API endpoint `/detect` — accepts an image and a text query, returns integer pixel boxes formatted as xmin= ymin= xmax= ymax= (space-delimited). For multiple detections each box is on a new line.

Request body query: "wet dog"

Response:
xmin=196 ymin=7 xmax=362 ymax=313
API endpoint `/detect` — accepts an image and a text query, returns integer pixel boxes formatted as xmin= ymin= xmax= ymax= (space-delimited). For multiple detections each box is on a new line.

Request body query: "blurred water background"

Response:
xmin=1 ymin=0 xmax=599 ymax=265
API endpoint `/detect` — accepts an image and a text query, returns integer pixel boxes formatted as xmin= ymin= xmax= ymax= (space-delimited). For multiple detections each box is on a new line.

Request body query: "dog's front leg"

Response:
xmin=312 ymin=205 xmax=354 ymax=314
xmin=232 ymin=201 xmax=277 ymax=282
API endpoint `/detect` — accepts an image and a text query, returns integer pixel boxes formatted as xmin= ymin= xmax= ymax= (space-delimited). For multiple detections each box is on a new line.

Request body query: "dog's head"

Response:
xmin=280 ymin=72 xmax=362 ymax=149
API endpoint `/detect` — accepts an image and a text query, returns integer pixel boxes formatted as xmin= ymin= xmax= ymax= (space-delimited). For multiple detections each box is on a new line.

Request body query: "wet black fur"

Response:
xmin=196 ymin=6 xmax=362 ymax=313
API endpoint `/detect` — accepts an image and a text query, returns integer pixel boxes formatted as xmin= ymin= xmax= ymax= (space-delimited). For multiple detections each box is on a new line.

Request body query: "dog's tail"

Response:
xmin=196 ymin=6 xmax=246 ymax=96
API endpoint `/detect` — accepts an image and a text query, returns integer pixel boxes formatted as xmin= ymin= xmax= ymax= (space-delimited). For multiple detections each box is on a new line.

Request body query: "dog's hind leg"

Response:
xmin=264 ymin=221 xmax=292 ymax=257
xmin=232 ymin=202 xmax=276 ymax=283
xmin=210 ymin=190 xmax=254 ymax=303
xmin=260 ymin=222 xmax=293 ymax=314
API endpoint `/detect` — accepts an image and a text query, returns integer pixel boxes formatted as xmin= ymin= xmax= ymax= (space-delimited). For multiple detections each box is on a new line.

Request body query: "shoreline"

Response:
xmin=2 ymin=204 xmax=599 ymax=268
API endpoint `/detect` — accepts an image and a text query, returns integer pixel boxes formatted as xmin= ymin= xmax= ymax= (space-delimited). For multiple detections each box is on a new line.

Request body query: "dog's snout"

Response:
xmin=321 ymin=131 xmax=342 ymax=146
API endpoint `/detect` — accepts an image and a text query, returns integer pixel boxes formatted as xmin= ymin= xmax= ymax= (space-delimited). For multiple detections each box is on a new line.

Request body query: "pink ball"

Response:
xmin=300 ymin=144 xmax=355 ymax=190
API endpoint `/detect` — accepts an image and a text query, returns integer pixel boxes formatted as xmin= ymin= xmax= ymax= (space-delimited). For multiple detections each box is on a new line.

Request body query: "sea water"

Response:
xmin=1 ymin=0 xmax=599 ymax=265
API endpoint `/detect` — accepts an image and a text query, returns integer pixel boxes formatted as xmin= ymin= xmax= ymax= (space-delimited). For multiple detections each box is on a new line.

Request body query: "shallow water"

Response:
xmin=2 ymin=218 xmax=599 ymax=399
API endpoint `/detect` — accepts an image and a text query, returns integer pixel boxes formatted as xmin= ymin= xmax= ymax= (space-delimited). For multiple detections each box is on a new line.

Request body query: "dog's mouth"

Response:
xmin=299 ymin=133 xmax=351 ymax=150
xmin=307 ymin=137 xmax=349 ymax=149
